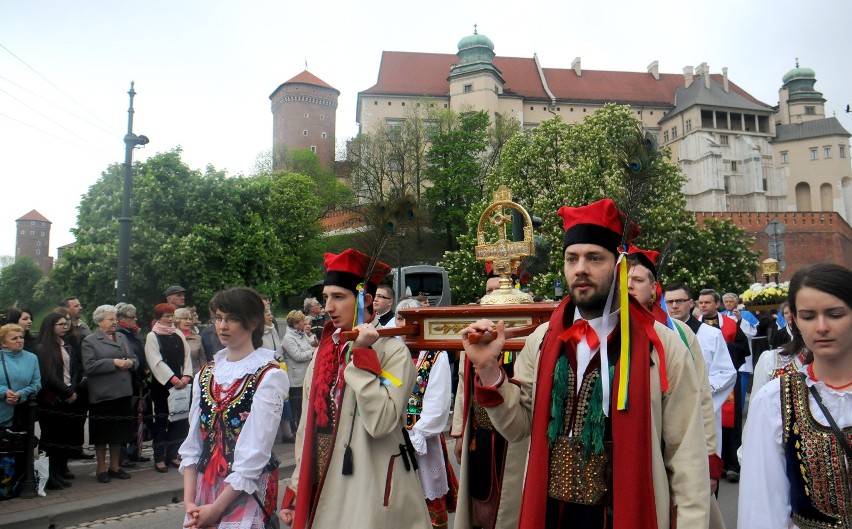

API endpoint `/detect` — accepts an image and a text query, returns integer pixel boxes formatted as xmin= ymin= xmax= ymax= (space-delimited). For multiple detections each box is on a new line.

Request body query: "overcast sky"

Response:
xmin=2 ymin=0 xmax=850 ymax=260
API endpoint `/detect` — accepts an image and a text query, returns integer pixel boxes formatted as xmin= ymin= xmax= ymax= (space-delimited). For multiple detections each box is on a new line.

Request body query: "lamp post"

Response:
xmin=117 ymin=81 xmax=148 ymax=303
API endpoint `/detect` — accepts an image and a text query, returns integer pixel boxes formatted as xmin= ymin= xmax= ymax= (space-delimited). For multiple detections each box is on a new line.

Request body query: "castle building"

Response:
xmin=15 ymin=209 xmax=53 ymax=274
xmin=354 ymin=29 xmax=852 ymax=222
xmin=269 ymin=70 xmax=339 ymax=171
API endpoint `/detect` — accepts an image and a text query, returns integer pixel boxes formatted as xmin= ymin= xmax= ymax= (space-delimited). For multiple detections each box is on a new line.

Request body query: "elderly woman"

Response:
xmin=281 ymin=310 xmax=315 ymax=432
xmin=145 ymin=303 xmax=192 ymax=473
xmin=7 ymin=308 xmax=36 ymax=354
xmin=115 ymin=303 xmax=152 ymax=467
xmin=0 ymin=324 xmax=41 ymax=430
xmin=35 ymin=312 xmax=82 ymax=489
xmin=82 ymin=305 xmax=138 ymax=484
xmin=175 ymin=308 xmax=204 ymax=375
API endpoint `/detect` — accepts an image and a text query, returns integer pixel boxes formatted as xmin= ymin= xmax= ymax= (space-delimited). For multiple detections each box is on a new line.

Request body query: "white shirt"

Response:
xmin=408 ymin=350 xmax=451 ymax=500
xmin=178 ymin=348 xmax=289 ymax=494
xmin=738 ymin=367 xmax=852 ymax=529
xmin=693 ymin=322 xmax=737 ymax=454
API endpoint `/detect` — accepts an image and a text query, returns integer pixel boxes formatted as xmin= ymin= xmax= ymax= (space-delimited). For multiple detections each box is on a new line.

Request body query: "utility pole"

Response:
xmin=116 ymin=82 xmax=148 ymax=302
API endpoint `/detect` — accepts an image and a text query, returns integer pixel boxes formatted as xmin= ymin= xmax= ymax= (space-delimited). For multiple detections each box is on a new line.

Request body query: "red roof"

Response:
xmin=270 ymin=70 xmax=340 ymax=99
xmin=360 ymin=51 xmax=767 ymax=107
xmin=16 ymin=209 xmax=51 ymax=223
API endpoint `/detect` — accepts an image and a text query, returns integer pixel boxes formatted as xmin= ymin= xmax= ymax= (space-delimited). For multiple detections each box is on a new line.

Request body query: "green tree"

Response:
xmin=442 ymin=105 xmax=759 ymax=304
xmin=0 ymin=256 xmax=43 ymax=309
xmin=424 ymin=110 xmax=490 ymax=249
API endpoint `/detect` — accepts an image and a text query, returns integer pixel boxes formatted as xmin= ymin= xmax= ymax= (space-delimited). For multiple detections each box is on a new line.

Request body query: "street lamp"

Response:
xmin=116 ymin=81 xmax=148 ymax=303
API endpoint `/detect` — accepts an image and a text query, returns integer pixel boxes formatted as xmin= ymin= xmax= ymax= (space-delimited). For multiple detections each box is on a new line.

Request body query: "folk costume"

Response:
xmin=406 ymin=349 xmax=457 ymax=528
xmin=739 ymin=367 xmax=852 ymax=529
xmin=178 ymin=348 xmax=288 ymax=529
xmin=451 ymin=356 xmax=528 ymax=529
xmin=751 ymin=347 xmax=807 ymax=395
xmin=282 ymin=249 xmax=430 ymax=529
xmin=473 ymin=200 xmax=710 ymax=529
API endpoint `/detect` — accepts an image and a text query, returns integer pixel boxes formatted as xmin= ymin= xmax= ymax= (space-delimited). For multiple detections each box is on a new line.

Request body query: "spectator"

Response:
xmin=770 ymin=301 xmax=794 ymax=348
xmin=164 ymin=285 xmax=187 ymax=309
xmin=0 ymin=324 xmax=41 ymax=429
xmin=145 ymin=303 xmax=192 ymax=473
xmin=751 ymin=302 xmax=808 ymax=394
xmin=59 ymin=297 xmax=91 ymax=338
xmin=35 ymin=312 xmax=81 ymax=490
xmin=82 ymin=305 xmax=138 ymax=484
xmin=303 ymin=297 xmax=324 ymax=342
xmin=52 ymin=306 xmax=92 ymax=461
xmin=259 ymin=297 xmax=283 ymax=360
xmin=175 ymin=308 xmax=204 ymax=375
xmin=281 ymin=310 xmax=315 ymax=435
xmin=7 ymin=308 xmax=36 ymax=354
xmin=200 ymin=320 xmax=223 ymax=363
xmin=115 ymin=303 xmax=152 ymax=466
xmin=179 ymin=287 xmax=288 ymax=529
xmin=374 ymin=284 xmax=395 ymax=326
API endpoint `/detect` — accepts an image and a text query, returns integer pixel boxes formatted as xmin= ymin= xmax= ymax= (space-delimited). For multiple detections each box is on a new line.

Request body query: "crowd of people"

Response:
xmin=2 ymin=199 xmax=851 ymax=529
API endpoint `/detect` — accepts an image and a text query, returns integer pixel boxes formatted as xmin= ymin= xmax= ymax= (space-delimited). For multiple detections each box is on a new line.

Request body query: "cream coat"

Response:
xmin=450 ymin=358 xmax=527 ymax=529
xmin=288 ymin=336 xmax=431 ymax=529
xmin=484 ymin=321 xmax=711 ymax=529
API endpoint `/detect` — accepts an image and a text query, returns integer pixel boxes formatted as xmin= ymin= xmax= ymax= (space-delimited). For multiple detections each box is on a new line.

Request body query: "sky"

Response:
xmin=1 ymin=0 xmax=850 ymax=261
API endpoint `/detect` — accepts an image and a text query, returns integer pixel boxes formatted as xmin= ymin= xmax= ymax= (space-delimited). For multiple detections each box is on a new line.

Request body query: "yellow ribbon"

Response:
xmin=616 ymin=254 xmax=630 ymax=410
xmin=379 ymin=369 xmax=403 ymax=387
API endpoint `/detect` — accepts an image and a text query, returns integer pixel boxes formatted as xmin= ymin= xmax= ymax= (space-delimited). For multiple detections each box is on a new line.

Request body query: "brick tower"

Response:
xmin=15 ymin=209 xmax=53 ymax=274
xmin=270 ymin=70 xmax=339 ymax=171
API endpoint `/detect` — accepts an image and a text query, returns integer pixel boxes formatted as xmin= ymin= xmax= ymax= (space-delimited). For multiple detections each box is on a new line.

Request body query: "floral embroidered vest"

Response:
xmin=781 ymin=372 xmax=851 ymax=529
xmin=406 ymin=351 xmax=441 ymax=429
xmin=196 ymin=361 xmax=279 ymax=477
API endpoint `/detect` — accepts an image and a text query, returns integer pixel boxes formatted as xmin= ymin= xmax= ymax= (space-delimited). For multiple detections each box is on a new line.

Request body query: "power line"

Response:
xmin=0 ymin=112 xmax=114 ymax=159
xmin=0 ymin=42 xmax=121 ymax=135
xmin=0 ymin=74 xmax=118 ymax=138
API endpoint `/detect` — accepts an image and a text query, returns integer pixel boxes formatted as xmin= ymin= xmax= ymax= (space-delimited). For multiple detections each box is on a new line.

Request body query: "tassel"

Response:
xmin=581 ymin=366 xmax=613 ymax=460
xmin=547 ymin=354 xmax=570 ymax=445
xmin=342 ymin=444 xmax=353 ymax=475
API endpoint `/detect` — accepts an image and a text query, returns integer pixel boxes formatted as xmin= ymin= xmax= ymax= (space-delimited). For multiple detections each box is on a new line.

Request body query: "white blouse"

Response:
xmin=738 ymin=366 xmax=852 ymax=529
xmin=179 ymin=348 xmax=289 ymax=494
xmin=409 ymin=350 xmax=452 ymax=500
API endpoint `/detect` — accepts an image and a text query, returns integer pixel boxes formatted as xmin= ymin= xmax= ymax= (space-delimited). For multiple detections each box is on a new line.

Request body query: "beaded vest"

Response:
xmin=780 ymin=372 xmax=851 ymax=529
xmin=196 ymin=361 xmax=279 ymax=476
xmin=406 ymin=351 xmax=441 ymax=430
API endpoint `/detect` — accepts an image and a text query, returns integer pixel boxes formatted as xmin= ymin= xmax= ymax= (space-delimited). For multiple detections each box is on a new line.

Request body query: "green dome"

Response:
xmin=458 ymin=31 xmax=494 ymax=52
xmin=782 ymin=66 xmax=816 ymax=84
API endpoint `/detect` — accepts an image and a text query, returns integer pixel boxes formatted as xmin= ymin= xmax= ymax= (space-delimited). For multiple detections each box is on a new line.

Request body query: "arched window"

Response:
xmin=820 ymin=183 xmax=833 ymax=211
xmin=795 ymin=182 xmax=812 ymax=211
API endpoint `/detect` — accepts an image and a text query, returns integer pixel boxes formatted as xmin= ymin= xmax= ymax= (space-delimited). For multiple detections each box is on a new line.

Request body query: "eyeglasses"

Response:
xmin=374 ymin=294 xmax=393 ymax=301
xmin=665 ymin=299 xmax=691 ymax=306
xmin=213 ymin=316 xmax=242 ymax=325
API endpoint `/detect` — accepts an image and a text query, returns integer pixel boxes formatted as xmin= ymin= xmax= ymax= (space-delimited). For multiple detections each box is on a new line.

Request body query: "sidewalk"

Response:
xmin=0 ymin=440 xmax=298 ymax=529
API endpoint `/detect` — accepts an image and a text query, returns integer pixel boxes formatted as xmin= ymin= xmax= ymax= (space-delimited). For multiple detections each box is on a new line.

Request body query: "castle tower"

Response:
xmin=270 ymin=70 xmax=340 ymax=171
xmin=448 ymin=26 xmax=504 ymax=115
xmin=15 ymin=209 xmax=53 ymax=274
xmin=777 ymin=61 xmax=826 ymax=125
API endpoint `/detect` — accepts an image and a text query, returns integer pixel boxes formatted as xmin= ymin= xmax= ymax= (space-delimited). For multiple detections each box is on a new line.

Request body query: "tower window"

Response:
xmin=824 ymin=146 xmax=832 ymax=158
xmin=663 ymin=131 xmax=669 ymax=142
xmin=320 ymin=115 xmax=324 ymax=120
xmin=36 ymin=241 xmax=41 ymax=246
xmin=685 ymin=119 xmax=692 ymax=131
xmin=671 ymin=126 xmax=678 ymax=139
xmin=321 ymin=132 xmax=327 ymax=139
xmin=303 ymin=130 xmax=308 ymax=136
xmin=720 ymin=135 xmax=729 ymax=146
xmin=810 ymin=148 xmax=818 ymax=160
xmin=781 ymin=151 xmax=789 ymax=163
xmin=311 ymin=146 xmax=316 ymax=153
xmin=530 ymin=106 xmax=534 ymax=111
xmin=840 ymin=145 xmax=846 ymax=158
xmin=805 ymin=106 xmax=815 ymax=115
xmin=304 ymin=113 xmax=309 ymax=118
xmin=401 ymin=102 xmax=406 ymax=106
xmin=388 ymin=101 xmax=392 ymax=106
xmin=464 ymin=84 xmax=473 ymax=93
xmin=374 ymin=101 xmax=378 ymax=105
xmin=36 ymin=249 xmax=41 ymax=255
xmin=731 ymin=160 xmax=737 ymax=171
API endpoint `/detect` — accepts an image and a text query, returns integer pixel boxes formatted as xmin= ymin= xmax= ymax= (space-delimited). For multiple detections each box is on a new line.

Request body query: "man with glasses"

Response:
xmin=373 ymin=284 xmax=395 ymax=327
xmin=663 ymin=283 xmax=736 ymax=461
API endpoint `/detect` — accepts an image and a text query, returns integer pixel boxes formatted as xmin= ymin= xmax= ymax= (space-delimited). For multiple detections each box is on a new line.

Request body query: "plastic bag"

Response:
xmin=168 ymin=386 xmax=191 ymax=422
xmin=33 ymin=453 xmax=48 ymax=496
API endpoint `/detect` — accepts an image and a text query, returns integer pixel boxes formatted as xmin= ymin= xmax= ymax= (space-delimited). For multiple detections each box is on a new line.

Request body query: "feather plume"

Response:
xmin=614 ymin=125 xmax=661 ymax=247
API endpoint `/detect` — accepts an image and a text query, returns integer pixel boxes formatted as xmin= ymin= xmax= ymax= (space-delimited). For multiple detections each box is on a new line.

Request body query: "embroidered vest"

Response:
xmin=406 ymin=351 xmax=441 ymax=429
xmin=196 ymin=361 xmax=279 ymax=476
xmin=780 ymin=372 xmax=852 ymax=529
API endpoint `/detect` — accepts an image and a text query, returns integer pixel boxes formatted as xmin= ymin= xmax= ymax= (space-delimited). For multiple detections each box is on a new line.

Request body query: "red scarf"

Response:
xmin=519 ymin=297 xmax=659 ymax=529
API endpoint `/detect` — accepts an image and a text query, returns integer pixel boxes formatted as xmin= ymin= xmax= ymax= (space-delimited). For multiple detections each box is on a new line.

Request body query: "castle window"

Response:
xmin=720 ymin=135 xmax=729 ymax=146
xmin=303 ymin=130 xmax=308 ymax=136
xmin=663 ymin=131 xmax=669 ymax=142
xmin=321 ymin=132 xmax=327 ymax=139
xmin=824 ymin=146 xmax=832 ymax=158
xmin=671 ymin=126 xmax=678 ymax=139
xmin=311 ymin=146 xmax=316 ymax=154
xmin=320 ymin=115 xmax=324 ymax=120
xmin=401 ymin=102 xmax=405 ymax=106
xmin=387 ymin=102 xmax=391 ymax=106
xmin=36 ymin=249 xmax=41 ymax=255
xmin=763 ymin=178 xmax=768 ymax=191
xmin=464 ymin=84 xmax=473 ymax=93
xmin=650 ymin=111 xmax=654 ymax=115
xmin=543 ymin=107 xmax=547 ymax=111
xmin=731 ymin=160 xmax=737 ymax=172
xmin=374 ymin=101 xmax=378 ymax=105
xmin=724 ymin=175 xmax=730 ymax=194
xmin=530 ymin=106 xmax=534 ymax=111
xmin=841 ymin=145 xmax=846 ymax=158
xmin=685 ymin=119 xmax=692 ymax=131
xmin=810 ymin=148 xmax=818 ymax=160
xmin=36 ymin=241 xmax=41 ymax=246
xmin=40 ymin=232 xmax=45 ymax=237
xmin=570 ymin=108 xmax=574 ymax=112
xmin=304 ymin=113 xmax=309 ymax=118
xmin=583 ymin=108 xmax=587 ymax=113
xmin=805 ymin=106 xmax=815 ymax=115
xmin=444 ymin=104 xmax=448 ymax=108
xmin=556 ymin=107 xmax=560 ymax=111
xmin=781 ymin=151 xmax=789 ymax=164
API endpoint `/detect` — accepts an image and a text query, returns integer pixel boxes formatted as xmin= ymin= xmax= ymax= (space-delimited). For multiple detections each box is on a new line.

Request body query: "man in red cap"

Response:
xmin=461 ymin=199 xmax=709 ymax=529
xmin=279 ymin=249 xmax=430 ymax=529
xmin=626 ymin=245 xmax=727 ymax=529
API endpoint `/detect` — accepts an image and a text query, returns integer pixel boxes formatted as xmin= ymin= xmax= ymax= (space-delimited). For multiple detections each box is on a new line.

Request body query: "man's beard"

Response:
xmin=570 ymin=281 xmax=613 ymax=313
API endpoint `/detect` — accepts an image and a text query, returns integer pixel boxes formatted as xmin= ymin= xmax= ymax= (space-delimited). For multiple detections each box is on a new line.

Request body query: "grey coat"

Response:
xmin=82 ymin=330 xmax=138 ymax=404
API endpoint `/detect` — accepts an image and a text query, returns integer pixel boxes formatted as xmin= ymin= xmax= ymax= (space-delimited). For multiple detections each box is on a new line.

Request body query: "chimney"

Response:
xmin=697 ymin=62 xmax=710 ymax=89
xmin=683 ymin=66 xmax=694 ymax=87
xmin=722 ymin=66 xmax=729 ymax=93
xmin=647 ymin=60 xmax=659 ymax=80
xmin=571 ymin=57 xmax=582 ymax=77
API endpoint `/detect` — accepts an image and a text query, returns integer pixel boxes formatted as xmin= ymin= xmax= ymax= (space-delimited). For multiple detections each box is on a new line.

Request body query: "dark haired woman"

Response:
xmin=751 ymin=301 xmax=808 ymax=395
xmin=35 ymin=312 xmax=82 ymax=490
xmin=739 ymin=263 xmax=852 ymax=528
xmin=145 ymin=303 xmax=192 ymax=473
xmin=179 ymin=287 xmax=288 ymax=529
xmin=7 ymin=308 xmax=36 ymax=354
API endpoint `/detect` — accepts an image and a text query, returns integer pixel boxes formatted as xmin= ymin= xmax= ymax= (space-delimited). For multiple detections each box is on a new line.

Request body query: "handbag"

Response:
xmin=167 ymin=385 xmax=191 ymax=422
xmin=251 ymin=491 xmax=281 ymax=529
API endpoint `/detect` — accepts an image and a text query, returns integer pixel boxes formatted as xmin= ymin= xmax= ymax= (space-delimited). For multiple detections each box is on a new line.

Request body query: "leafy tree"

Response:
xmin=442 ymin=105 xmax=760 ymax=304
xmin=424 ymin=110 xmax=490 ymax=249
xmin=52 ymin=149 xmax=326 ymax=317
xmin=0 ymin=256 xmax=43 ymax=309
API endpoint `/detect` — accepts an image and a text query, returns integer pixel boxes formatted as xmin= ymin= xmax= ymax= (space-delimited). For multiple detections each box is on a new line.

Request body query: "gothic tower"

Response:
xmin=15 ymin=209 xmax=53 ymax=274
